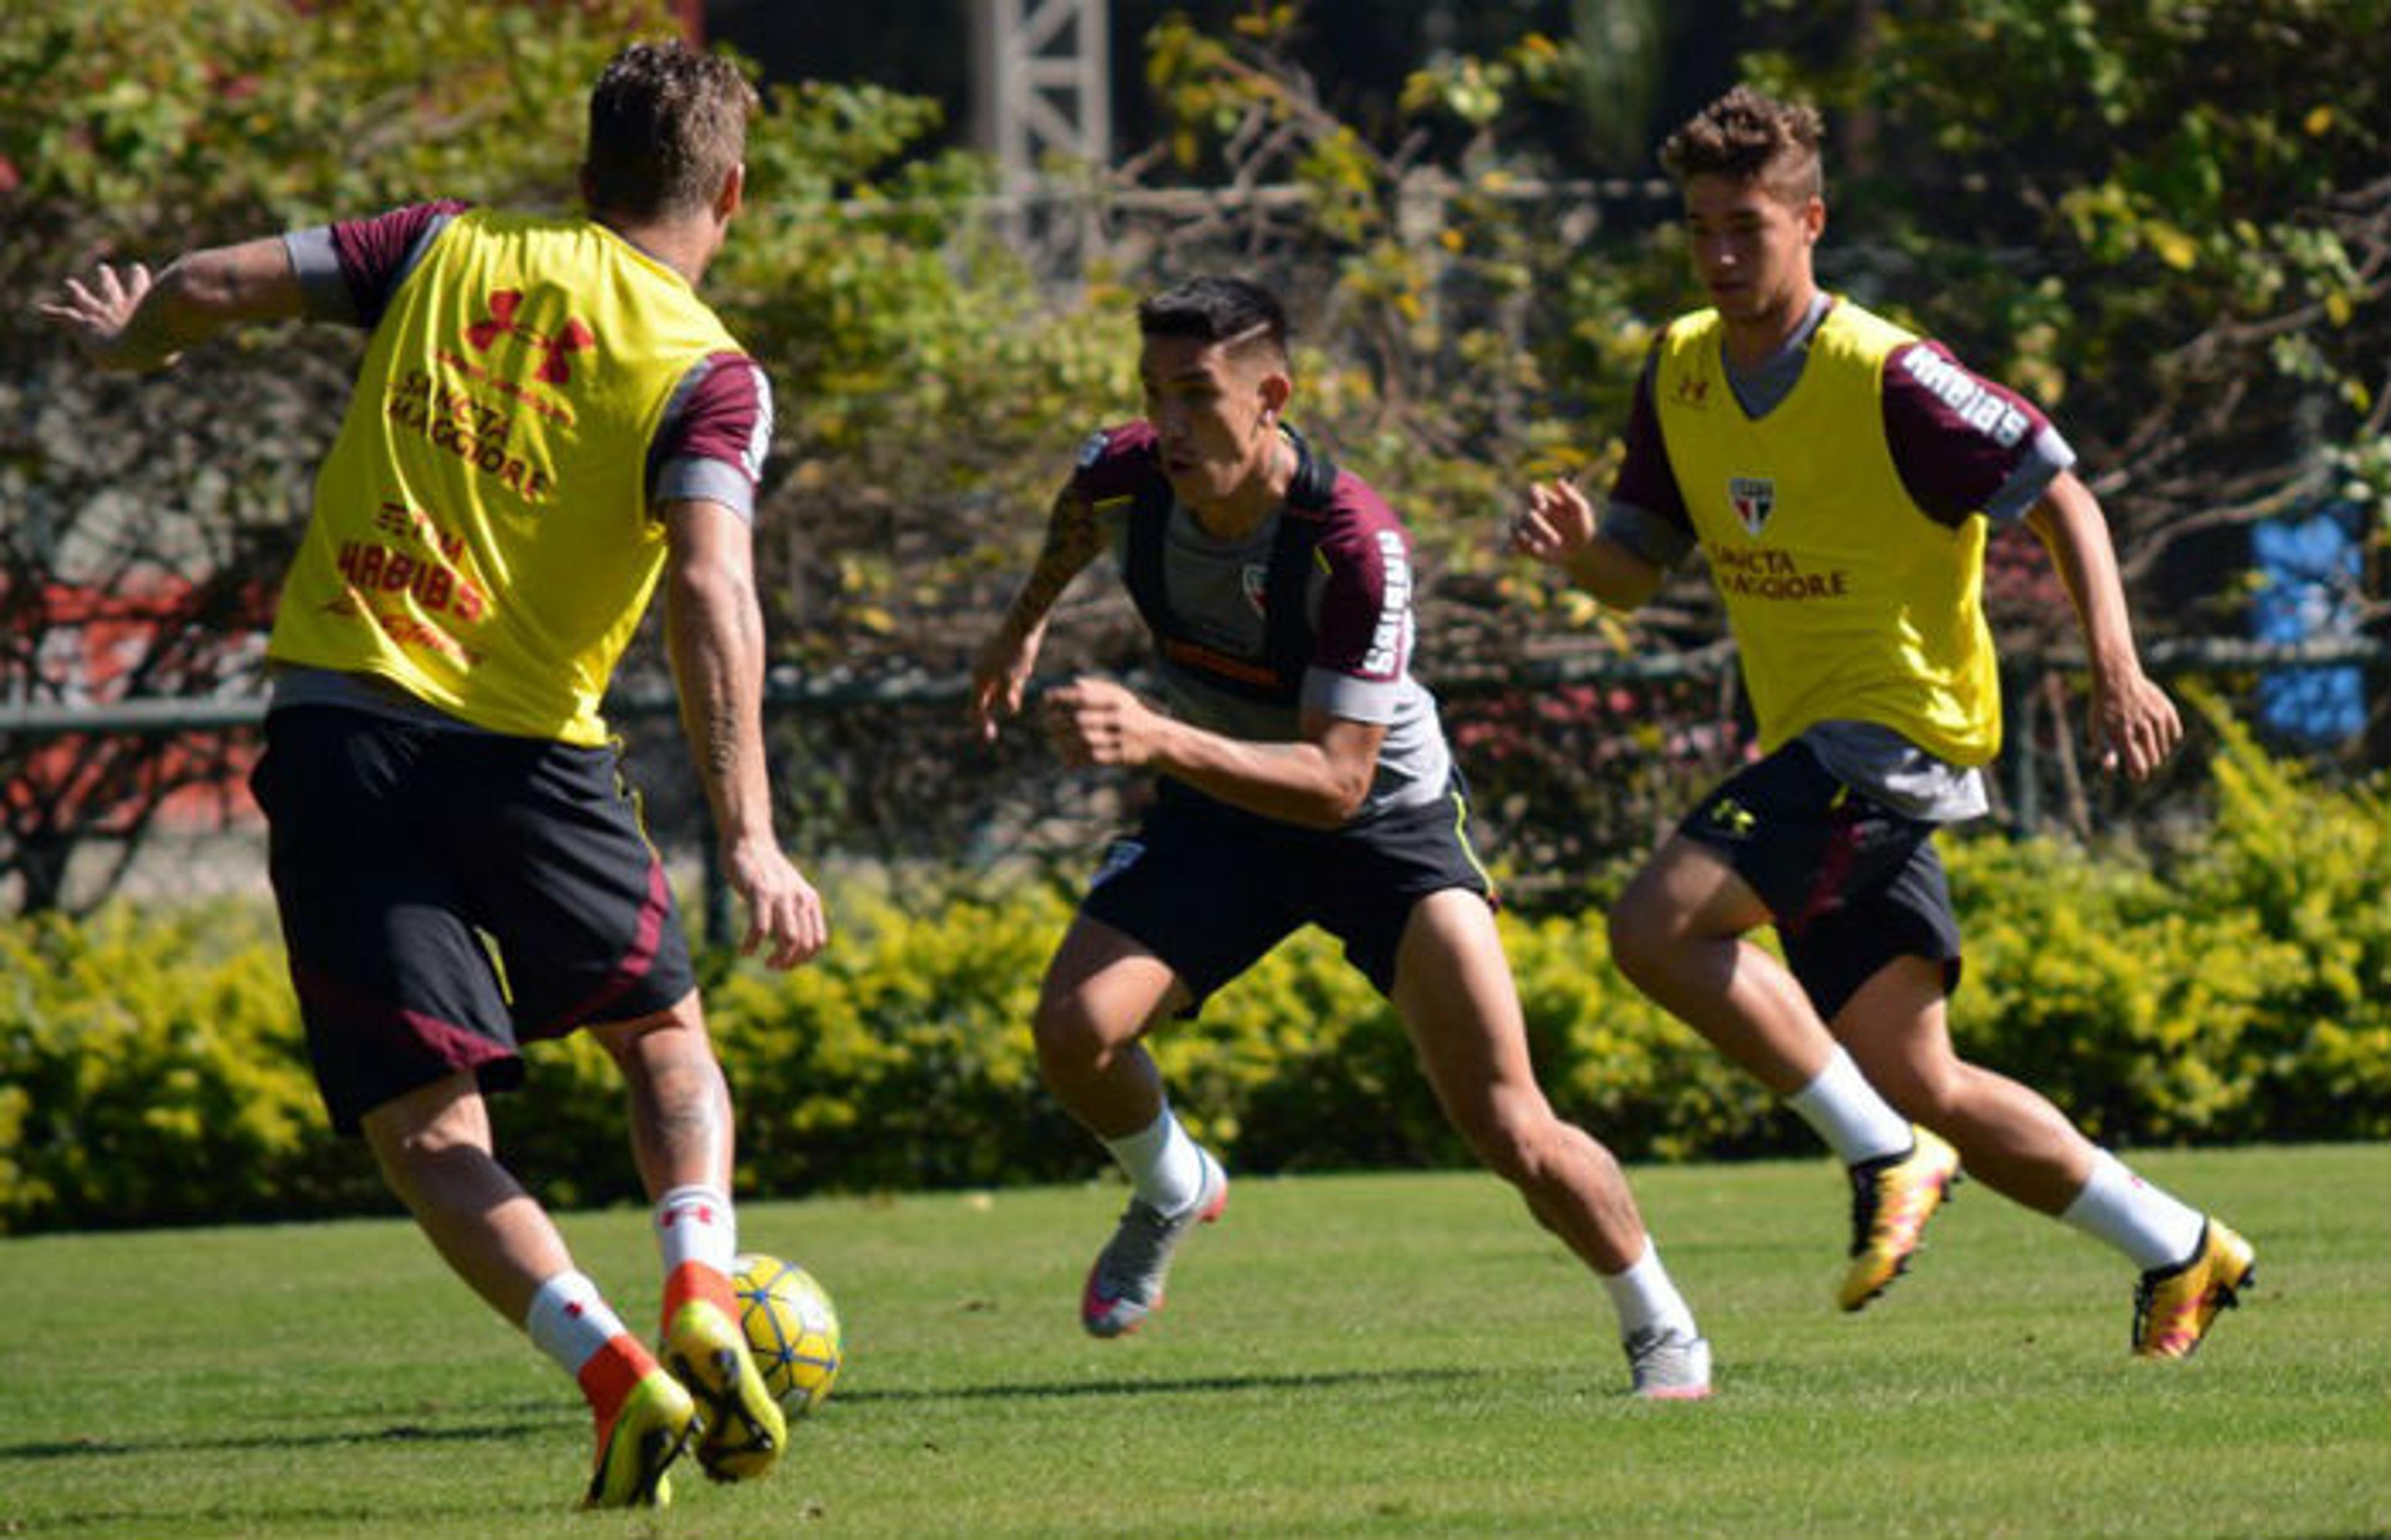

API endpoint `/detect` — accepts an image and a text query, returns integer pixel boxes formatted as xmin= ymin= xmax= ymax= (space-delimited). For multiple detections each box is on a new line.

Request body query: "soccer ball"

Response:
xmin=730 ymin=1252 xmax=842 ymax=1417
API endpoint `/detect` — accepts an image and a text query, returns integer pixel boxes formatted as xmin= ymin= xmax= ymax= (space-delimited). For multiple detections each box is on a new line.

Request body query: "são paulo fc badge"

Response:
xmin=1728 ymin=475 xmax=1775 ymax=537
xmin=1240 ymin=562 xmax=1269 ymax=615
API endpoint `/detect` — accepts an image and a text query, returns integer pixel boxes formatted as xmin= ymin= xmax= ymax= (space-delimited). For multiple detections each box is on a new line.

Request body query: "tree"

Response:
xmin=1 ymin=1 xmax=667 ymax=911
xmin=1745 ymin=0 xmax=2390 ymax=664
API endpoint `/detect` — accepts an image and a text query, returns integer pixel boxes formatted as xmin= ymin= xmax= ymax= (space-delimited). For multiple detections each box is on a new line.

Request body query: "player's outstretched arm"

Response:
xmin=37 ymin=237 xmax=303 ymax=373
xmin=1511 ymin=481 xmax=1666 ymax=613
xmin=2026 ymin=470 xmax=2181 ymax=781
xmin=661 ymin=497 xmax=828 ymax=969
xmin=969 ymin=481 xmax=1103 ymax=742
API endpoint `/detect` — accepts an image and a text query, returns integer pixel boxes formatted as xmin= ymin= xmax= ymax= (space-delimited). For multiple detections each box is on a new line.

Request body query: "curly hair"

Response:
xmin=583 ymin=39 xmax=758 ymax=221
xmin=1659 ymin=85 xmax=1824 ymax=205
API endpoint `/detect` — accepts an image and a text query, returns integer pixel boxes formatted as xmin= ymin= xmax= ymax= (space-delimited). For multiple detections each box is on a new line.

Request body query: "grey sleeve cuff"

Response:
xmin=1983 ymin=423 xmax=2077 ymax=524
xmin=1302 ymin=668 xmax=1403 ymax=725
xmin=281 ymin=228 xmax=359 ymax=325
xmin=1598 ymin=500 xmax=1697 ymax=570
xmin=653 ymin=457 xmax=757 ymax=522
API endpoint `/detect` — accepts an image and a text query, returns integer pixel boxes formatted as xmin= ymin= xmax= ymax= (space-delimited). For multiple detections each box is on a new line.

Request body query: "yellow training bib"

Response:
xmin=268 ymin=209 xmax=745 ymax=744
xmin=1652 ymin=299 xmax=2000 ymax=764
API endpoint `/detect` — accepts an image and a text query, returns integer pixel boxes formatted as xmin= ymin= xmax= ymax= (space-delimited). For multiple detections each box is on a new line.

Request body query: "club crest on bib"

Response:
xmin=1728 ymin=475 xmax=1776 ymax=537
xmin=1240 ymin=561 xmax=1270 ymax=616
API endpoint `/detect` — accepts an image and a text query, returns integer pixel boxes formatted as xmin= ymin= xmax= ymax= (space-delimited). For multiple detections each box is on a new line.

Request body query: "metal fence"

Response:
xmin=4 ymin=634 xmax=2380 ymax=927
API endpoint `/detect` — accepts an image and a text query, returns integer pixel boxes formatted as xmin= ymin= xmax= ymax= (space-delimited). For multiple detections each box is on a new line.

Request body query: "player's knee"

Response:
xmin=1030 ymin=990 xmax=1116 ymax=1077
xmin=1605 ymin=898 xmax=1676 ymax=987
xmin=592 ymin=992 xmax=709 ymax=1064
xmin=1463 ymin=1104 xmax=1566 ymax=1190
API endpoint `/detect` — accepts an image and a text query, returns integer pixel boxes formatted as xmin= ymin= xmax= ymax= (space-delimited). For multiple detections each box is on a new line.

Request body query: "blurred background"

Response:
xmin=1 ymin=0 xmax=2385 ymax=1230
xmin=3 ymin=0 xmax=2382 ymax=918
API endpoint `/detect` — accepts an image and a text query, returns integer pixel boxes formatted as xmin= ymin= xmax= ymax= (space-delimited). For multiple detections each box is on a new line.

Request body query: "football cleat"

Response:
xmin=1838 ymin=1127 xmax=1961 ymax=1312
xmin=1623 ymin=1325 xmax=1714 ymax=1401
xmin=664 ymin=1297 xmax=788 ymax=1483
xmin=1081 ymin=1150 xmax=1228 ymax=1338
xmin=2133 ymin=1218 xmax=2256 ymax=1359
xmin=581 ymin=1367 xmax=696 ymax=1511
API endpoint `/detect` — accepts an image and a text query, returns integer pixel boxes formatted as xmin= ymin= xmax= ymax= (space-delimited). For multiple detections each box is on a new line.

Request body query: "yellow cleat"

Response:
xmin=2133 ymin=1219 xmax=2256 ymax=1359
xmin=664 ymin=1298 xmax=788 ymax=1483
xmin=581 ymin=1368 xmax=696 ymax=1510
xmin=1837 ymin=1128 xmax=1961 ymax=1312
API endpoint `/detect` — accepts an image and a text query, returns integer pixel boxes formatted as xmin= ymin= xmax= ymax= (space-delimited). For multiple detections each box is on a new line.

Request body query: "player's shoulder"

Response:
xmin=1309 ymin=466 xmax=1410 ymax=570
xmin=1880 ymin=334 xmax=2044 ymax=451
xmin=1068 ymin=420 xmax=1163 ymax=496
xmin=1075 ymin=420 xmax=1158 ymax=462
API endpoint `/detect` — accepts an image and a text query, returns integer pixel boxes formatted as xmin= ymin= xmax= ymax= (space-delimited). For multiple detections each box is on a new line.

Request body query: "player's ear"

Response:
xmin=1257 ymin=368 xmax=1293 ymax=423
xmin=716 ymin=162 xmax=746 ymax=222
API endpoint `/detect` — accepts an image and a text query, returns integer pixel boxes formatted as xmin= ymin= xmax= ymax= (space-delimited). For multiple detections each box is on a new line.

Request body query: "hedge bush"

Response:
xmin=2 ymin=733 xmax=2383 ymax=1233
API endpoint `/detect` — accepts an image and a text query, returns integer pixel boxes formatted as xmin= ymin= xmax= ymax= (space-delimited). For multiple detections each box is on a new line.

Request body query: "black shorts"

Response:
xmin=250 ymin=705 xmax=697 ymax=1133
xmin=1079 ymin=776 xmax=1496 ymax=1012
xmin=1676 ymin=740 xmax=1963 ymax=1022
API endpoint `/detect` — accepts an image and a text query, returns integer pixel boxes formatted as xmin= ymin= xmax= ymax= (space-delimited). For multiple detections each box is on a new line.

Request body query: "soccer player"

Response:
xmin=969 ymin=276 xmax=1713 ymax=1399
xmin=1511 ymin=86 xmax=2253 ymax=1357
xmin=40 ymin=41 xmax=822 ymax=1506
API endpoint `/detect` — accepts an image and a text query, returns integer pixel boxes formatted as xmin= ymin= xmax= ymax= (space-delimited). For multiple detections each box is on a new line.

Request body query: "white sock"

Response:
xmin=1598 ymin=1237 xmax=1699 ymax=1341
xmin=523 ymin=1270 xmax=628 ymax=1379
xmin=656 ymin=1183 xmax=738 ymax=1276
xmin=2060 ymin=1149 xmax=2208 ymax=1270
xmin=1101 ymin=1106 xmax=1209 ymax=1216
xmin=1784 ymin=1046 xmax=1914 ymax=1165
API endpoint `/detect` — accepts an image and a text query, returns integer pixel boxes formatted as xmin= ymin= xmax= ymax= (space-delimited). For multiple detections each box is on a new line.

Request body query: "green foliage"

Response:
xmin=0 ymin=0 xmax=658 ymax=240
xmin=2 ymin=729 xmax=2382 ymax=1234
xmin=1950 ymin=705 xmax=2390 ymax=1144
xmin=0 ymin=903 xmax=380 ymax=1231
xmin=700 ymin=885 xmax=1082 ymax=1193
xmin=1744 ymin=0 xmax=2390 ymax=566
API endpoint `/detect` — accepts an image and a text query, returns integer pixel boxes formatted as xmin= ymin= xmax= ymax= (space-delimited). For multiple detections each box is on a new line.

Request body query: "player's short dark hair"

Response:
xmin=584 ymin=39 xmax=758 ymax=221
xmin=1136 ymin=276 xmax=1290 ymax=363
xmin=1660 ymin=85 xmax=1824 ymax=205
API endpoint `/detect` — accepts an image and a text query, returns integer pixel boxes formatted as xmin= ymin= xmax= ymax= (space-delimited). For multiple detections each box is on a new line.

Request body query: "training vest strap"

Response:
xmin=1123 ymin=426 xmax=1339 ymax=707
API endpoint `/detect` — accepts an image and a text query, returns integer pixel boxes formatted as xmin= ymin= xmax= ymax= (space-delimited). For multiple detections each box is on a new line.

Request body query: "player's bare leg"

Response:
xmin=1832 ymin=958 xmax=2091 ymax=1211
xmin=596 ymin=992 xmax=736 ymax=1200
xmin=363 ymin=1073 xmax=692 ymax=1507
xmin=1836 ymin=957 xmax=2252 ymax=1355
xmin=1034 ymin=915 xmax=1227 ymax=1336
xmin=594 ymin=996 xmax=783 ymax=1481
xmin=1608 ymin=838 xmax=1834 ymax=1095
xmin=1031 ymin=915 xmax=1187 ymax=1140
xmin=363 ymin=1072 xmax=568 ymax=1321
xmin=1610 ymin=838 xmax=1952 ymax=1308
xmin=1394 ymin=890 xmax=1645 ymax=1272
xmin=1392 ymin=890 xmax=1709 ymax=1397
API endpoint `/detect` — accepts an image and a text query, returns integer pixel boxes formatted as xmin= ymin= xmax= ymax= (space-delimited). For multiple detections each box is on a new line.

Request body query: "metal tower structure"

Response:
xmin=971 ymin=0 xmax=1111 ymax=267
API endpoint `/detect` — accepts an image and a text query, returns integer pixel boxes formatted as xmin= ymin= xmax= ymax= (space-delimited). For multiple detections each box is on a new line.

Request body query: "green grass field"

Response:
xmin=1 ymin=1145 xmax=2383 ymax=1539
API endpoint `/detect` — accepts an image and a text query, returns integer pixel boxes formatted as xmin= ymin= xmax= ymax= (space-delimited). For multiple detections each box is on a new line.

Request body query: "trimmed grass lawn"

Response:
xmin=1 ymin=1143 xmax=2383 ymax=1538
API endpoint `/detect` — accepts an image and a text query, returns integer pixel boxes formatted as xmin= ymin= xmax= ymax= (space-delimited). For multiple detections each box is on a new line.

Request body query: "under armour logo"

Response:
xmin=465 ymin=289 xmax=595 ymax=385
